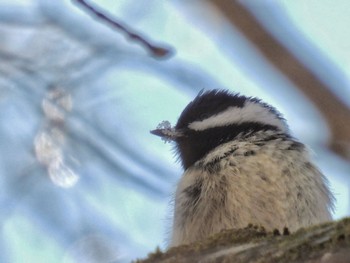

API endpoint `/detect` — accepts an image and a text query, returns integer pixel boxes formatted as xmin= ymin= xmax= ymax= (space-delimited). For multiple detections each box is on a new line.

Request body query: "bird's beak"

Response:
xmin=150 ymin=128 xmax=184 ymax=142
xmin=150 ymin=129 xmax=167 ymax=137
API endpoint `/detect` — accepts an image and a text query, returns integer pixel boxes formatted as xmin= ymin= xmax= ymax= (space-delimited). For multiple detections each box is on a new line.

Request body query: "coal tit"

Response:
xmin=151 ymin=90 xmax=333 ymax=246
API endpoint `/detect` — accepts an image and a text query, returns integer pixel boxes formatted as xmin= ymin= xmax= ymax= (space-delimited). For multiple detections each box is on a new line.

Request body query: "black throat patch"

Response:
xmin=175 ymin=122 xmax=279 ymax=170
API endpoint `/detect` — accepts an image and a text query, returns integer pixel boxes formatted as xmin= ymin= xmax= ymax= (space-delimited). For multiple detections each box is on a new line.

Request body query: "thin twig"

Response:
xmin=73 ymin=0 xmax=174 ymax=59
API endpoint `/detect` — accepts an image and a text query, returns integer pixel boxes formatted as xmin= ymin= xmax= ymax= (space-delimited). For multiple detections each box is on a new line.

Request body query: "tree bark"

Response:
xmin=135 ymin=217 xmax=350 ymax=263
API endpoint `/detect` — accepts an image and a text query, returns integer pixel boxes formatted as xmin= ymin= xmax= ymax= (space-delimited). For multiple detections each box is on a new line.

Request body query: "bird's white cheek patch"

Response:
xmin=188 ymin=101 xmax=287 ymax=132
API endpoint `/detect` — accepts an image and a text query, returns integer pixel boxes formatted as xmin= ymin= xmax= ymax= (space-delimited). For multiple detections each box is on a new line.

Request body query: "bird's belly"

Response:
xmin=170 ymin=155 xmax=332 ymax=247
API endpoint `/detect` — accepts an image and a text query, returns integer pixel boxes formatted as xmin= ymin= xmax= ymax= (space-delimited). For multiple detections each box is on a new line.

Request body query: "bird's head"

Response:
xmin=151 ymin=89 xmax=288 ymax=170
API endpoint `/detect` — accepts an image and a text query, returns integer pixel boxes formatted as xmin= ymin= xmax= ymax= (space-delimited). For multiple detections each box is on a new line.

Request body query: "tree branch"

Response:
xmin=211 ymin=0 xmax=350 ymax=160
xmin=136 ymin=217 xmax=350 ymax=263
xmin=72 ymin=0 xmax=174 ymax=59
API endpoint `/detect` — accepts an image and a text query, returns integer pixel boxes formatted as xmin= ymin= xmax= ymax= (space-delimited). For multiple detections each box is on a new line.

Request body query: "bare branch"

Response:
xmin=72 ymin=0 xmax=174 ymax=59
xmin=211 ymin=0 xmax=350 ymax=161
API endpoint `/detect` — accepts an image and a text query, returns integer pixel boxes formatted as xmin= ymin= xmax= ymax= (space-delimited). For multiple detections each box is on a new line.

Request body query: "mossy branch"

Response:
xmin=135 ymin=217 xmax=350 ymax=263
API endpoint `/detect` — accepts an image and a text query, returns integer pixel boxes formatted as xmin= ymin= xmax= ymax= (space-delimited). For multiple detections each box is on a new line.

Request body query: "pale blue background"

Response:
xmin=0 ymin=0 xmax=349 ymax=262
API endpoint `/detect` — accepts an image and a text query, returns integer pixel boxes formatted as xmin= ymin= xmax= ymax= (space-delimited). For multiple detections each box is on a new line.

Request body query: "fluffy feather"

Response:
xmin=171 ymin=131 xmax=333 ymax=246
xmin=151 ymin=89 xmax=334 ymax=247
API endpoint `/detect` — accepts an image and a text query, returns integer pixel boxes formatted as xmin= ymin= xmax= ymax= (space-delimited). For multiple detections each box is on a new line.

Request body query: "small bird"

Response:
xmin=151 ymin=89 xmax=334 ymax=247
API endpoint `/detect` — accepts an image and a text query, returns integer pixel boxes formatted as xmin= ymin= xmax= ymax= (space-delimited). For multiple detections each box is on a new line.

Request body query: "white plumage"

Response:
xmin=188 ymin=101 xmax=287 ymax=132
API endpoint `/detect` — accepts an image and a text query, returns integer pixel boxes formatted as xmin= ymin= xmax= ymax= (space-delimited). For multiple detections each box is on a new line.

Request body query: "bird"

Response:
xmin=150 ymin=89 xmax=334 ymax=247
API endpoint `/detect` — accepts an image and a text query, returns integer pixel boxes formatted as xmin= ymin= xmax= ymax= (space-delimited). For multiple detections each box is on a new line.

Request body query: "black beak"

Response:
xmin=150 ymin=127 xmax=185 ymax=142
xmin=150 ymin=129 xmax=166 ymax=137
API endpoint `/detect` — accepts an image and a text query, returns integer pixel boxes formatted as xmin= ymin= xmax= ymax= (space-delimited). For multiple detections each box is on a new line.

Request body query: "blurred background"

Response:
xmin=0 ymin=0 xmax=349 ymax=262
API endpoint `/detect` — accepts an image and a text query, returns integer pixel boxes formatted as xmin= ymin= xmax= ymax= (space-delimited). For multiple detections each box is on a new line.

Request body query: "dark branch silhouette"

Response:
xmin=73 ymin=0 xmax=174 ymax=59
xmin=211 ymin=0 xmax=350 ymax=161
